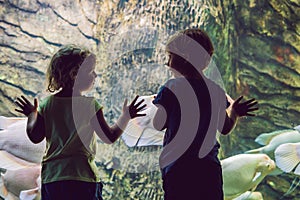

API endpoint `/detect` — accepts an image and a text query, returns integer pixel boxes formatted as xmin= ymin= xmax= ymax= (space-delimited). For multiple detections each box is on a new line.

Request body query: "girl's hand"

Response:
xmin=232 ymin=96 xmax=258 ymax=117
xmin=15 ymin=96 xmax=38 ymax=116
xmin=123 ymin=95 xmax=147 ymax=119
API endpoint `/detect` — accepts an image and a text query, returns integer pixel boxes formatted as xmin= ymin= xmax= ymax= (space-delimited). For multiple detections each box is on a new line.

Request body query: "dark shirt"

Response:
xmin=153 ymin=77 xmax=229 ymax=176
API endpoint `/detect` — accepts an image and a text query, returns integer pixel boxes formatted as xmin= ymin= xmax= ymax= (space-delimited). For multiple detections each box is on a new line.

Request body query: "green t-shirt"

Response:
xmin=38 ymin=95 xmax=102 ymax=184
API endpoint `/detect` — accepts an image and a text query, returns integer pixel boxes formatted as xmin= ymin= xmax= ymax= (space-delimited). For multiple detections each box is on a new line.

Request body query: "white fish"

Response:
xmin=222 ymin=154 xmax=275 ymax=200
xmin=245 ymin=126 xmax=300 ymax=158
xmin=1 ymin=166 xmax=41 ymax=200
xmin=0 ymin=150 xmax=41 ymax=200
xmin=0 ymin=117 xmax=46 ymax=163
xmin=275 ymin=142 xmax=300 ymax=175
xmin=121 ymin=95 xmax=164 ymax=147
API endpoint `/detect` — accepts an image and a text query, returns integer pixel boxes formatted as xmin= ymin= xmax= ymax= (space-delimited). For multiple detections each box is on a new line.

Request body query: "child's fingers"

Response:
xmin=21 ymin=95 xmax=31 ymax=105
xmin=233 ymin=96 xmax=243 ymax=105
xmin=15 ymin=109 xmax=24 ymax=114
xmin=136 ymin=104 xmax=147 ymax=112
xmin=34 ymin=98 xmax=38 ymax=108
xmin=245 ymin=113 xmax=256 ymax=117
xmin=130 ymin=95 xmax=140 ymax=107
xmin=16 ymin=97 xmax=26 ymax=106
xmin=242 ymin=98 xmax=256 ymax=106
xmin=14 ymin=100 xmax=24 ymax=109
xmin=135 ymin=113 xmax=147 ymax=117
xmin=134 ymin=98 xmax=145 ymax=108
xmin=247 ymin=107 xmax=259 ymax=112
xmin=247 ymin=101 xmax=258 ymax=108
xmin=123 ymin=99 xmax=128 ymax=110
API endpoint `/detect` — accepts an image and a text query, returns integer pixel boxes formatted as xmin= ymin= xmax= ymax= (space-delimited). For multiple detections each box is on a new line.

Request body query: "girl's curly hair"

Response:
xmin=46 ymin=45 xmax=91 ymax=93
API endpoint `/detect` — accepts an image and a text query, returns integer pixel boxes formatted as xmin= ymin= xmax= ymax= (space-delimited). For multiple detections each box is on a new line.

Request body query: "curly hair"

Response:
xmin=46 ymin=45 xmax=91 ymax=93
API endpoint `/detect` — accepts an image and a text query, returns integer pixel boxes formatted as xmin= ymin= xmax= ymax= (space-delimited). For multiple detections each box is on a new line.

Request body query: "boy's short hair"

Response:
xmin=166 ymin=28 xmax=214 ymax=76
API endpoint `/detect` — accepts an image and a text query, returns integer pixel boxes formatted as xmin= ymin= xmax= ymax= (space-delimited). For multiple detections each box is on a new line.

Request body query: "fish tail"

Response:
xmin=19 ymin=188 xmax=39 ymax=200
xmin=275 ymin=143 xmax=300 ymax=174
xmin=245 ymin=147 xmax=263 ymax=154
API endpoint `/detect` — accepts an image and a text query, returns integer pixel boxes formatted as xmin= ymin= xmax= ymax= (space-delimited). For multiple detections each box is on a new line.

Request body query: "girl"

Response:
xmin=14 ymin=45 xmax=146 ymax=200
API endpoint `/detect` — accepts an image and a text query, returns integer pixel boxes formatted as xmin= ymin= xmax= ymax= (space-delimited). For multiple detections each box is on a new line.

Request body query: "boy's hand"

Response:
xmin=123 ymin=95 xmax=147 ymax=119
xmin=15 ymin=96 xmax=38 ymax=116
xmin=232 ymin=96 xmax=258 ymax=117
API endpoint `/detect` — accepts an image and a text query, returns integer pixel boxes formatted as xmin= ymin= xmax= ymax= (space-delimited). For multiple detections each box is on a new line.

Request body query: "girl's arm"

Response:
xmin=15 ymin=96 xmax=45 ymax=143
xmin=90 ymin=96 xmax=146 ymax=144
xmin=220 ymin=96 xmax=258 ymax=135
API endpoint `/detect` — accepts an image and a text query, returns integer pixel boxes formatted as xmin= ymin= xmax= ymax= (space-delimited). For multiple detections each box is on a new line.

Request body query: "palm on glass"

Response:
xmin=15 ymin=95 xmax=38 ymax=116
xmin=123 ymin=95 xmax=147 ymax=119
xmin=232 ymin=96 xmax=258 ymax=117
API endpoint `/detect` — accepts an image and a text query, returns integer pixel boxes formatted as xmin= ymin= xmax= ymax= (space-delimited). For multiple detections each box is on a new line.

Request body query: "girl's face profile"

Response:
xmin=75 ymin=54 xmax=97 ymax=92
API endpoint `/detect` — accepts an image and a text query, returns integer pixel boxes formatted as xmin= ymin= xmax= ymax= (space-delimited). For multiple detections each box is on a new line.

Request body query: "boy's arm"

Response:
xmin=220 ymin=96 xmax=258 ymax=135
xmin=153 ymin=105 xmax=167 ymax=131
xmin=90 ymin=96 xmax=146 ymax=144
xmin=15 ymin=96 xmax=45 ymax=143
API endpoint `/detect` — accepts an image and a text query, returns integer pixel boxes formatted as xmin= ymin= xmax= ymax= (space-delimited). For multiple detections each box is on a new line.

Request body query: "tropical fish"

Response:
xmin=0 ymin=117 xmax=46 ymax=163
xmin=121 ymin=95 xmax=164 ymax=147
xmin=275 ymin=142 xmax=300 ymax=175
xmin=222 ymin=153 xmax=275 ymax=200
xmin=245 ymin=126 xmax=300 ymax=159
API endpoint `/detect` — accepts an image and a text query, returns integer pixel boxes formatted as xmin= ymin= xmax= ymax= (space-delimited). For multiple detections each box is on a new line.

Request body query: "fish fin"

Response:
xmin=252 ymin=172 xmax=262 ymax=182
xmin=255 ymin=130 xmax=289 ymax=145
xmin=293 ymin=164 xmax=300 ymax=175
xmin=268 ymin=167 xmax=284 ymax=176
xmin=19 ymin=188 xmax=39 ymax=200
xmin=245 ymin=147 xmax=263 ymax=154
xmin=275 ymin=143 xmax=300 ymax=173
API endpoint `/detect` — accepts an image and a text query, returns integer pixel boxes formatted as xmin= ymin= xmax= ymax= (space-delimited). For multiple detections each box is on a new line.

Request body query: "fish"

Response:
xmin=245 ymin=126 xmax=300 ymax=175
xmin=0 ymin=150 xmax=41 ymax=200
xmin=1 ymin=166 xmax=41 ymax=200
xmin=274 ymin=142 xmax=300 ymax=175
xmin=221 ymin=153 xmax=275 ymax=200
xmin=0 ymin=117 xmax=46 ymax=163
xmin=245 ymin=126 xmax=300 ymax=159
xmin=121 ymin=95 xmax=164 ymax=147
